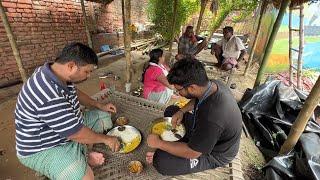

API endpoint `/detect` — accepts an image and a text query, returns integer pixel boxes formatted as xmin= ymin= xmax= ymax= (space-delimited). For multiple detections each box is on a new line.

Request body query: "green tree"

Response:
xmin=208 ymin=0 xmax=259 ymax=39
xmin=147 ymin=0 xmax=200 ymax=41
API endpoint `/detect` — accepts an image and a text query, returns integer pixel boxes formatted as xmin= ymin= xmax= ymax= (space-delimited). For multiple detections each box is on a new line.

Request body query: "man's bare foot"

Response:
xmin=146 ymin=152 xmax=155 ymax=164
xmin=88 ymin=151 xmax=105 ymax=166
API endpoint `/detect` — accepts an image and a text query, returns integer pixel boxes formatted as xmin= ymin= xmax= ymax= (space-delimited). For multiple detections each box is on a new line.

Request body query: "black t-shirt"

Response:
xmin=188 ymin=80 xmax=242 ymax=165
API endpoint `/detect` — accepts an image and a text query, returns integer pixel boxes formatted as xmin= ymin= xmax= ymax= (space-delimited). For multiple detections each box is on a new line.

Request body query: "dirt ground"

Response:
xmin=0 ymin=46 xmax=265 ymax=180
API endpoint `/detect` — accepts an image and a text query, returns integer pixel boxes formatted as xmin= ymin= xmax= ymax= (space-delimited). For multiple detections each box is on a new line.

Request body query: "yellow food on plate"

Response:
xmin=107 ymin=125 xmax=141 ymax=153
xmin=151 ymin=120 xmax=185 ymax=141
xmin=151 ymin=121 xmax=167 ymax=135
xmin=128 ymin=160 xmax=143 ymax=174
xmin=174 ymin=99 xmax=189 ymax=108
xmin=122 ymin=136 xmax=141 ymax=153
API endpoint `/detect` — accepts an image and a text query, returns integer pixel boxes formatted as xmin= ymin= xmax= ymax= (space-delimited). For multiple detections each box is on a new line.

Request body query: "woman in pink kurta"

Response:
xmin=142 ymin=49 xmax=174 ymax=104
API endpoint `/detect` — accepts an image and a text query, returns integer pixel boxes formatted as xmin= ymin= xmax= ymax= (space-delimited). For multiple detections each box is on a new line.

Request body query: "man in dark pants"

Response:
xmin=146 ymin=59 xmax=242 ymax=176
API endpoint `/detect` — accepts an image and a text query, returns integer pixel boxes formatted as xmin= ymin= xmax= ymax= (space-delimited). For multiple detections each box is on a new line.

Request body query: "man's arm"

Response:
xmin=68 ymin=126 xmax=120 ymax=152
xmin=159 ymin=141 xmax=201 ymax=159
xmin=171 ymin=99 xmax=195 ymax=128
xmin=195 ymin=35 xmax=204 ymax=41
xmin=237 ymin=49 xmax=246 ymax=62
xmin=77 ymin=88 xmax=116 ymax=113
xmin=236 ymin=37 xmax=246 ymax=62
xmin=179 ymin=99 xmax=195 ymax=113
xmin=77 ymin=88 xmax=100 ymax=108
xmin=147 ymin=134 xmax=201 ymax=159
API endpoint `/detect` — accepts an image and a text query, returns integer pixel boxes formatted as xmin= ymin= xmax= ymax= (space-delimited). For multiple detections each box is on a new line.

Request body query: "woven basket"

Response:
xmin=91 ymin=89 xmax=243 ymax=180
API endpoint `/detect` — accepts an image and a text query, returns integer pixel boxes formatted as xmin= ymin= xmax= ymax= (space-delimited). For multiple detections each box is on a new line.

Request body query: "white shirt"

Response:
xmin=216 ymin=35 xmax=246 ymax=59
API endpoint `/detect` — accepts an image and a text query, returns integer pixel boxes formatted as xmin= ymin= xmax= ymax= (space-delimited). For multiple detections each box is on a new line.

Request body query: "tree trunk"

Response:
xmin=279 ymin=75 xmax=320 ymax=155
xmin=0 ymin=1 xmax=27 ymax=82
xmin=169 ymin=0 xmax=178 ymax=52
xmin=297 ymin=4 xmax=304 ymax=90
xmin=244 ymin=0 xmax=267 ymax=76
xmin=80 ymin=0 xmax=93 ymax=49
xmin=195 ymin=0 xmax=207 ymax=35
xmin=254 ymin=0 xmax=290 ymax=87
xmin=122 ymin=0 xmax=132 ymax=83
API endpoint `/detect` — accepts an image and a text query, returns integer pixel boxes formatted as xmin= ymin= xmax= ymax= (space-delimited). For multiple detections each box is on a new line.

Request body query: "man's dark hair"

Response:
xmin=55 ymin=42 xmax=98 ymax=66
xmin=167 ymin=58 xmax=209 ymax=87
xmin=223 ymin=26 xmax=234 ymax=34
xmin=186 ymin=25 xmax=193 ymax=31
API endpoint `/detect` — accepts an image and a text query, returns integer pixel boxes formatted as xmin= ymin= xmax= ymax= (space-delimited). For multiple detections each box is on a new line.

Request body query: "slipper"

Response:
xmin=230 ymin=83 xmax=237 ymax=89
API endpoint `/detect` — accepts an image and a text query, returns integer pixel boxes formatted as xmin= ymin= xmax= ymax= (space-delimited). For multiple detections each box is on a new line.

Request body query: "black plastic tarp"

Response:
xmin=239 ymin=80 xmax=320 ymax=180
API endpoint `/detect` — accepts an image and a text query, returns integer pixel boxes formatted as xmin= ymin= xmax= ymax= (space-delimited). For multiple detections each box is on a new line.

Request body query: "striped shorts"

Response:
xmin=18 ymin=109 xmax=112 ymax=180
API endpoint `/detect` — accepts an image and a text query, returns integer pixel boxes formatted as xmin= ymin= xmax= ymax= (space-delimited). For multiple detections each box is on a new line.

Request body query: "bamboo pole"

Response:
xmin=80 ymin=0 xmax=93 ymax=49
xmin=88 ymin=2 xmax=97 ymax=33
xmin=169 ymin=0 xmax=178 ymax=52
xmin=244 ymin=0 xmax=267 ymax=76
xmin=195 ymin=0 xmax=207 ymax=35
xmin=0 ymin=1 xmax=27 ymax=82
xmin=122 ymin=0 xmax=132 ymax=83
xmin=297 ymin=4 xmax=304 ymax=90
xmin=279 ymin=75 xmax=320 ymax=155
xmin=253 ymin=0 xmax=290 ymax=87
xmin=288 ymin=8 xmax=293 ymax=86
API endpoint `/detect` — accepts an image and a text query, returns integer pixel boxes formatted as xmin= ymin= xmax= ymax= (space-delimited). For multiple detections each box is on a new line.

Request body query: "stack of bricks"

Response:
xmin=0 ymin=0 xmax=148 ymax=85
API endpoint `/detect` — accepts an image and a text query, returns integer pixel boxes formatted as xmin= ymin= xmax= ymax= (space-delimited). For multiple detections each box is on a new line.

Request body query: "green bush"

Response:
xmin=209 ymin=0 xmax=258 ymax=33
xmin=147 ymin=0 xmax=200 ymax=41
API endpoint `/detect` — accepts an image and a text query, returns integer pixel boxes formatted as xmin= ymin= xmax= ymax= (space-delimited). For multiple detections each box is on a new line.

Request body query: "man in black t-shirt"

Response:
xmin=146 ymin=59 xmax=242 ymax=176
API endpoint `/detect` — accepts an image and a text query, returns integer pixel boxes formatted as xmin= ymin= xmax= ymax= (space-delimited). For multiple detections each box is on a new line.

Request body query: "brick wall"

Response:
xmin=0 ymin=0 xmax=149 ymax=85
xmin=0 ymin=0 xmax=90 ymax=85
xmin=95 ymin=0 xmax=148 ymax=33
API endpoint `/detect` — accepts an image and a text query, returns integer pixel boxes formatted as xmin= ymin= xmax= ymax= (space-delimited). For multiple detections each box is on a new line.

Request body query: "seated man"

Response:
xmin=176 ymin=26 xmax=207 ymax=60
xmin=146 ymin=59 xmax=242 ymax=176
xmin=15 ymin=42 xmax=120 ymax=180
xmin=211 ymin=26 xmax=246 ymax=71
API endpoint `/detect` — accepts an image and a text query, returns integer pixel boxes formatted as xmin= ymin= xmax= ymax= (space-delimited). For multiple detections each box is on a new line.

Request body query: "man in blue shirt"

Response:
xmin=15 ymin=42 xmax=120 ymax=180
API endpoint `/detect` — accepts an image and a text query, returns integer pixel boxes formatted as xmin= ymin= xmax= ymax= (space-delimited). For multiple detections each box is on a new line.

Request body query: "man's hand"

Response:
xmin=105 ymin=136 xmax=120 ymax=152
xmin=99 ymin=103 xmax=117 ymax=113
xmin=171 ymin=110 xmax=184 ymax=129
xmin=147 ymin=134 xmax=162 ymax=149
